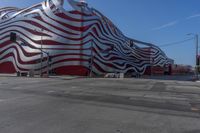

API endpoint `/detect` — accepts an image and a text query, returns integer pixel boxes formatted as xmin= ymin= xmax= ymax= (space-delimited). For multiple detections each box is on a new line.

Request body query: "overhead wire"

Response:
xmin=158 ymin=37 xmax=194 ymax=47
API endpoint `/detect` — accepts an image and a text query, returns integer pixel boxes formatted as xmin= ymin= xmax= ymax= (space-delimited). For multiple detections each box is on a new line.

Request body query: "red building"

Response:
xmin=0 ymin=0 xmax=174 ymax=76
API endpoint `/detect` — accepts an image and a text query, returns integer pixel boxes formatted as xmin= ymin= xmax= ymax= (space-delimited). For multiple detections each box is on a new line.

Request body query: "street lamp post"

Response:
xmin=40 ymin=29 xmax=44 ymax=77
xmin=46 ymin=52 xmax=50 ymax=77
xmin=39 ymin=50 xmax=50 ymax=77
xmin=79 ymin=2 xmax=93 ymax=77
xmin=187 ymin=33 xmax=199 ymax=79
xmin=89 ymin=41 xmax=94 ymax=78
xmin=88 ymin=44 xmax=114 ymax=77
xmin=35 ymin=28 xmax=50 ymax=78
xmin=20 ymin=41 xmax=50 ymax=78
xmin=20 ymin=28 xmax=50 ymax=78
xmin=150 ymin=46 xmax=153 ymax=76
xmin=80 ymin=2 xmax=87 ymax=77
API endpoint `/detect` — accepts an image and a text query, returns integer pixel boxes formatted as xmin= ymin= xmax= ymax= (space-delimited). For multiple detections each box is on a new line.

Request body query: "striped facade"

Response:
xmin=0 ymin=0 xmax=171 ymax=76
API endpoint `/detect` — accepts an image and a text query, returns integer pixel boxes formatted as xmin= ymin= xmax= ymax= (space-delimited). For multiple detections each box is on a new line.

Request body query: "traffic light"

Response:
xmin=10 ymin=32 xmax=17 ymax=42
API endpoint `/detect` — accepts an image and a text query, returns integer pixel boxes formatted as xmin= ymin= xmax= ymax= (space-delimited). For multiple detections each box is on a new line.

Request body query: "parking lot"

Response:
xmin=0 ymin=76 xmax=200 ymax=133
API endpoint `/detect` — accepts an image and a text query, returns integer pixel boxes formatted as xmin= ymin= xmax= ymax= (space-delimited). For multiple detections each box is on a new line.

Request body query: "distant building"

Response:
xmin=0 ymin=0 xmax=172 ymax=76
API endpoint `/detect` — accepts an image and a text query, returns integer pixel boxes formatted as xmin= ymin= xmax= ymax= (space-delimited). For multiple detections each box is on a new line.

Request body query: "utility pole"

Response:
xmin=195 ymin=34 xmax=199 ymax=78
xmin=187 ymin=33 xmax=199 ymax=79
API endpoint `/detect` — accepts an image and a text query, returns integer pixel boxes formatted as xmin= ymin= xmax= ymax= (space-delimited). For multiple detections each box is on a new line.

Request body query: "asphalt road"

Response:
xmin=0 ymin=76 xmax=200 ymax=133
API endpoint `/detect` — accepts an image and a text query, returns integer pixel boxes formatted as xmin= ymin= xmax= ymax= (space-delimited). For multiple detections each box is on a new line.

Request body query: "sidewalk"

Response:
xmin=49 ymin=75 xmax=84 ymax=80
xmin=0 ymin=73 xmax=17 ymax=77
xmin=0 ymin=73 xmax=84 ymax=80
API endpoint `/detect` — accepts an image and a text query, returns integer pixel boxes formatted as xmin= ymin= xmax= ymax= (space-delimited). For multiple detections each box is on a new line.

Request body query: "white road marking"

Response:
xmin=47 ymin=91 xmax=56 ymax=93
xmin=12 ymin=87 xmax=23 ymax=90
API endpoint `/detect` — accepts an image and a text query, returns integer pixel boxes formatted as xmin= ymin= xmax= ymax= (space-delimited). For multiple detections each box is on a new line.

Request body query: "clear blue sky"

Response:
xmin=1 ymin=0 xmax=200 ymax=66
